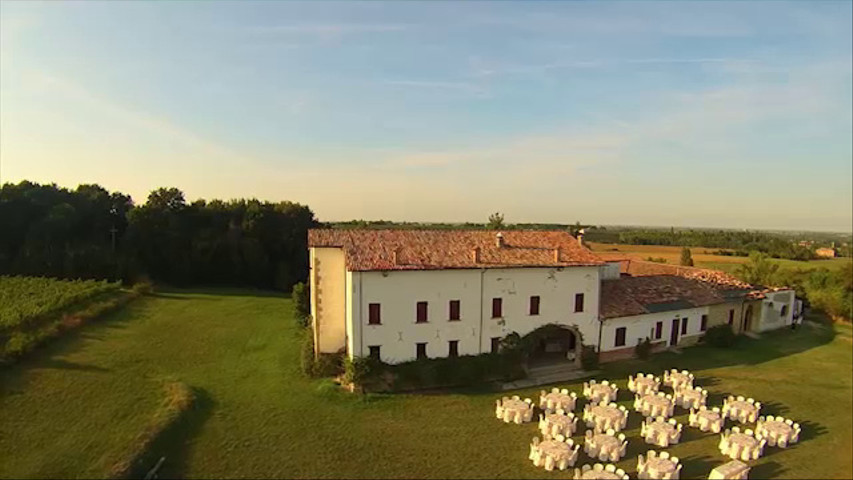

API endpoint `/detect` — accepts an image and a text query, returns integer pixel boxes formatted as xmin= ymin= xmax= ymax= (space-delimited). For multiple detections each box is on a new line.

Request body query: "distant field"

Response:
xmin=587 ymin=242 xmax=852 ymax=274
xmin=0 ymin=276 xmax=120 ymax=329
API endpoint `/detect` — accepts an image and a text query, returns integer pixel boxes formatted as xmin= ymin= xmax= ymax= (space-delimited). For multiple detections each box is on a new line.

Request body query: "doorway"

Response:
xmin=670 ymin=318 xmax=680 ymax=346
xmin=742 ymin=305 xmax=753 ymax=332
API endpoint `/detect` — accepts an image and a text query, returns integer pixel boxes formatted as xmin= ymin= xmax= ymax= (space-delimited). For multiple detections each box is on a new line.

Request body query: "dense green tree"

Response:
xmin=737 ymin=251 xmax=780 ymax=286
xmin=680 ymin=247 xmax=694 ymax=266
xmin=0 ymin=181 xmax=317 ymax=290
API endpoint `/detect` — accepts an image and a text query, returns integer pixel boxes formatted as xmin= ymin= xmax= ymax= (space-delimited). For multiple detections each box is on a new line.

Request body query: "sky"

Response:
xmin=1 ymin=1 xmax=851 ymax=232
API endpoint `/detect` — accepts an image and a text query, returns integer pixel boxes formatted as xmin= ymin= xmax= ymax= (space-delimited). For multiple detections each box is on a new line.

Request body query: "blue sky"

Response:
xmin=1 ymin=1 xmax=851 ymax=231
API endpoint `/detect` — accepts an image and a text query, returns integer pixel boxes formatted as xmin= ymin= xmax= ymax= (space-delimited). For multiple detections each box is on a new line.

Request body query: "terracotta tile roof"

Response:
xmin=595 ymin=257 xmax=755 ymax=290
xmin=600 ymin=275 xmax=729 ymax=319
xmin=308 ymin=229 xmax=604 ymax=271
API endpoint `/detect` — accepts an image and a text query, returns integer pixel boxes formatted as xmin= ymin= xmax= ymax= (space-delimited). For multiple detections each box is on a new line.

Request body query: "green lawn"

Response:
xmin=697 ymin=257 xmax=852 ymax=275
xmin=1 ymin=290 xmax=851 ymax=479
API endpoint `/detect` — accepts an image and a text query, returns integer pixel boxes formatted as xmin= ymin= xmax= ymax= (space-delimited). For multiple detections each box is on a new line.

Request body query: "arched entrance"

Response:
xmin=522 ymin=324 xmax=583 ymax=368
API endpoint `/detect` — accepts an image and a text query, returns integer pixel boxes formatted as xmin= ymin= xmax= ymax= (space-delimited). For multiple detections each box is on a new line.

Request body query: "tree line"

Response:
xmin=0 ymin=181 xmax=317 ymax=290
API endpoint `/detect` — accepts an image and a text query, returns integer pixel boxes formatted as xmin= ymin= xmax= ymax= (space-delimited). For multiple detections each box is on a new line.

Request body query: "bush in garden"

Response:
xmin=701 ymin=324 xmax=737 ymax=347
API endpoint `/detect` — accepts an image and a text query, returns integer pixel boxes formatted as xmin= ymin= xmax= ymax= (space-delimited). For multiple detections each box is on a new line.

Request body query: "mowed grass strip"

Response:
xmin=1 ymin=290 xmax=851 ymax=479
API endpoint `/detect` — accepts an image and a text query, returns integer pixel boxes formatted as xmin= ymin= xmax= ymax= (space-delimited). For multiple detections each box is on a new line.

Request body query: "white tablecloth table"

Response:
xmin=719 ymin=429 xmax=765 ymax=461
xmin=531 ymin=438 xmax=579 ymax=471
xmin=584 ymin=402 xmax=628 ymax=432
xmin=635 ymin=393 xmax=674 ymax=417
xmin=674 ymin=386 xmax=707 ymax=410
xmin=708 ymin=460 xmax=750 ymax=480
xmin=540 ymin=412 xmax=578 ymax=438
xmin=638 ymin=451 xmax=682 ymax=480
xmin=629 ymin=373 xmax=660 ymax=396
xmin=498 ymin=398 xmax=533 ymax=424
xmin=584 ymin=381 xmax=618 ymax=403
xmin=756 ymin=416 xmax=799 ymax=447
xmin=642 ymin=417 xmax=682 ymax=447
xmin=722 ymin=397 xmax=761 ymax=424
xmin=689 ymin=407 xmax=724 ymax=433
xmin=663 ymin=369 xmax=694 ymax=390
xmin=573 ymin=464 xmax=628 ymax=480
xmin=584 ymin=430 xmax=627 ymax=462
xmin=540 ymin=390 xmax=578 ymax=413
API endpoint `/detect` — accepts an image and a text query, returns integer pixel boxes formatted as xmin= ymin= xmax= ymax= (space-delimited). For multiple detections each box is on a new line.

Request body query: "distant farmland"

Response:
xmin=587 ymin=242 xmax=852 ymax=274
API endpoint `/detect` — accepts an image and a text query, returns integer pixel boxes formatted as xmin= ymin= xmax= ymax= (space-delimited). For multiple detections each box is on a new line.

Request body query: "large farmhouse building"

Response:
xmin=308 ymin=229 xmax=798 ymax=365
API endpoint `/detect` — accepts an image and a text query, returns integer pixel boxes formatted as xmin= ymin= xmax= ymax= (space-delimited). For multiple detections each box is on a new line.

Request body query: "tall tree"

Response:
xmin=680 ymin=247 xmax=694 ymax=266
xmin=737 ymin=251 xmax=780 ymax=286
xmin=487 ymin=212 xmax=505 ymax=230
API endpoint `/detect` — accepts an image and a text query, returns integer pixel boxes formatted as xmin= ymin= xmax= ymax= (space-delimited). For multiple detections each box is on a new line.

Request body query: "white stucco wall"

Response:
xmin=481 ymin=266 xmax=601 ymax=352
xmin=601 ymin=262 xmax=622 ymax=280
xmin=350 ymin=266 xmax=601 ymax=364
xmin=600 ymin=307 xmax=709 ymax=351
xmin=309 ymin=247 xmax=347 ymax=354
xmin=356 ymin=269 xmax=483 ymax=363
xmin=758 ymin=290 xmax=795 ymax=332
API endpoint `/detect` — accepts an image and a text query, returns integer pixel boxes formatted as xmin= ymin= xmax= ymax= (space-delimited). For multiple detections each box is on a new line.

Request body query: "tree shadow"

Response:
xmin=138 ymin=387 xmax=216 ymax=479
xmin=679 ymin=454 xmax=719 ymax=480
xmin=32 ymin=358 xmax=111 ymax=373
xmin=155 ymin=286 xmax=288 ymax=299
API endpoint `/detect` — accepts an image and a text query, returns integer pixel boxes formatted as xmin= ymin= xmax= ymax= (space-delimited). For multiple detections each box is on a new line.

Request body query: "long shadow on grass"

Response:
xmin=679 ymin=454 xmax=719 ymax=480
xmin=155 ymin=287 xmax=288 ymax=299
xmin=140 ymin=387 xmax=216 ymax=480
xmin=0 ymin=299 xmax=144 ymax=395
xmin=750 ymin=460 xmax=785 ymax=479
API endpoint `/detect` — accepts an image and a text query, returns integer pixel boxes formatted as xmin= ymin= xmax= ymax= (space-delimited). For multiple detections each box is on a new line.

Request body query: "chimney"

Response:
xmin=472 ymin=247 xmax=481 ymax=263
xmin=392 ymin=247 xmax=402 ymax=265
xmin=577 ymin=228 xmax=585 ymax=247
xmin=496 ymin=232 xmax=505 ymax=248
xmin=553 ymin=247 xmax=561 ymax=262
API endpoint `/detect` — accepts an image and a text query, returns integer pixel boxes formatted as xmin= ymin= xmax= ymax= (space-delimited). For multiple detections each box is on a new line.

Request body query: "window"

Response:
xmin=491 ymin=337 xmax=501 ymax=353
xmin=492 ymin=298 xmax=503 ymax=318
xmin=728 ymin=309 xmax=735 ymax=325
xmin=681 ymin=318 xmax=688 ymax=335
xmin=416 ymin=301 xmax=428 ymax=323
xmin=615 ymin=327 xmax=627 ymax=347
xmin=449 ymin=300 xmax=461 ymax=321
xmin=780 ymin=305 xmax=788 ymax=317
xmin=655 ymin=321 xmax=663 ymax=340
xmin=529 ymin=296 xmax=540 ymax=315
xmin=416 ymin=342 xmax=427 ymax=360
xmin=368 ymin=303 xmax=381 ymax=325
xmin=574 ymin=293 xmax=585 ymax=312
xmin=368 ymin=345 xmax=381 ymax=360
xmin=448 ymin=340 xmax=459 ymax=357
xmin=701 ymin=314 xmax=708 ymax=332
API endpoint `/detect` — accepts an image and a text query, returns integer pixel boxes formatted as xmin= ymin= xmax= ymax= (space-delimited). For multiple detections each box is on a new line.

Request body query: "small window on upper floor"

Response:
xmin=449 ymin=300 xmax=460 ymax=321
xmin=574 ymin=293 xmax=585 ymax=313
xmin=368 ymin=303 xmax=381 ymax=325
xmin=416 ymin=301 xmax=428 ymax=323
xmin=529 ymin=296 xmax=540 ymax=316
xmin=492 ymin=298 xmax=503 ymax=318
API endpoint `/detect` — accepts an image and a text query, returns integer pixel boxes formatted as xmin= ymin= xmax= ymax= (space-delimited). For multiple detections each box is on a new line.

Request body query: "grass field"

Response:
xmin=1 ymin=290 xmax=851 ymax=479
xmin=588 ymin=242 xmax=852 ymax=274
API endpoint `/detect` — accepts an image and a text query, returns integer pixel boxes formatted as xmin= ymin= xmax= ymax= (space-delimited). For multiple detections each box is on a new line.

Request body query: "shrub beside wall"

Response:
xmin=701 ymin=324 xmax=737 ymax=347
xmin=349 ymin=352 xmax=525 ymax=393
xmin=635 ymin=338 xmax=653 ymax=359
